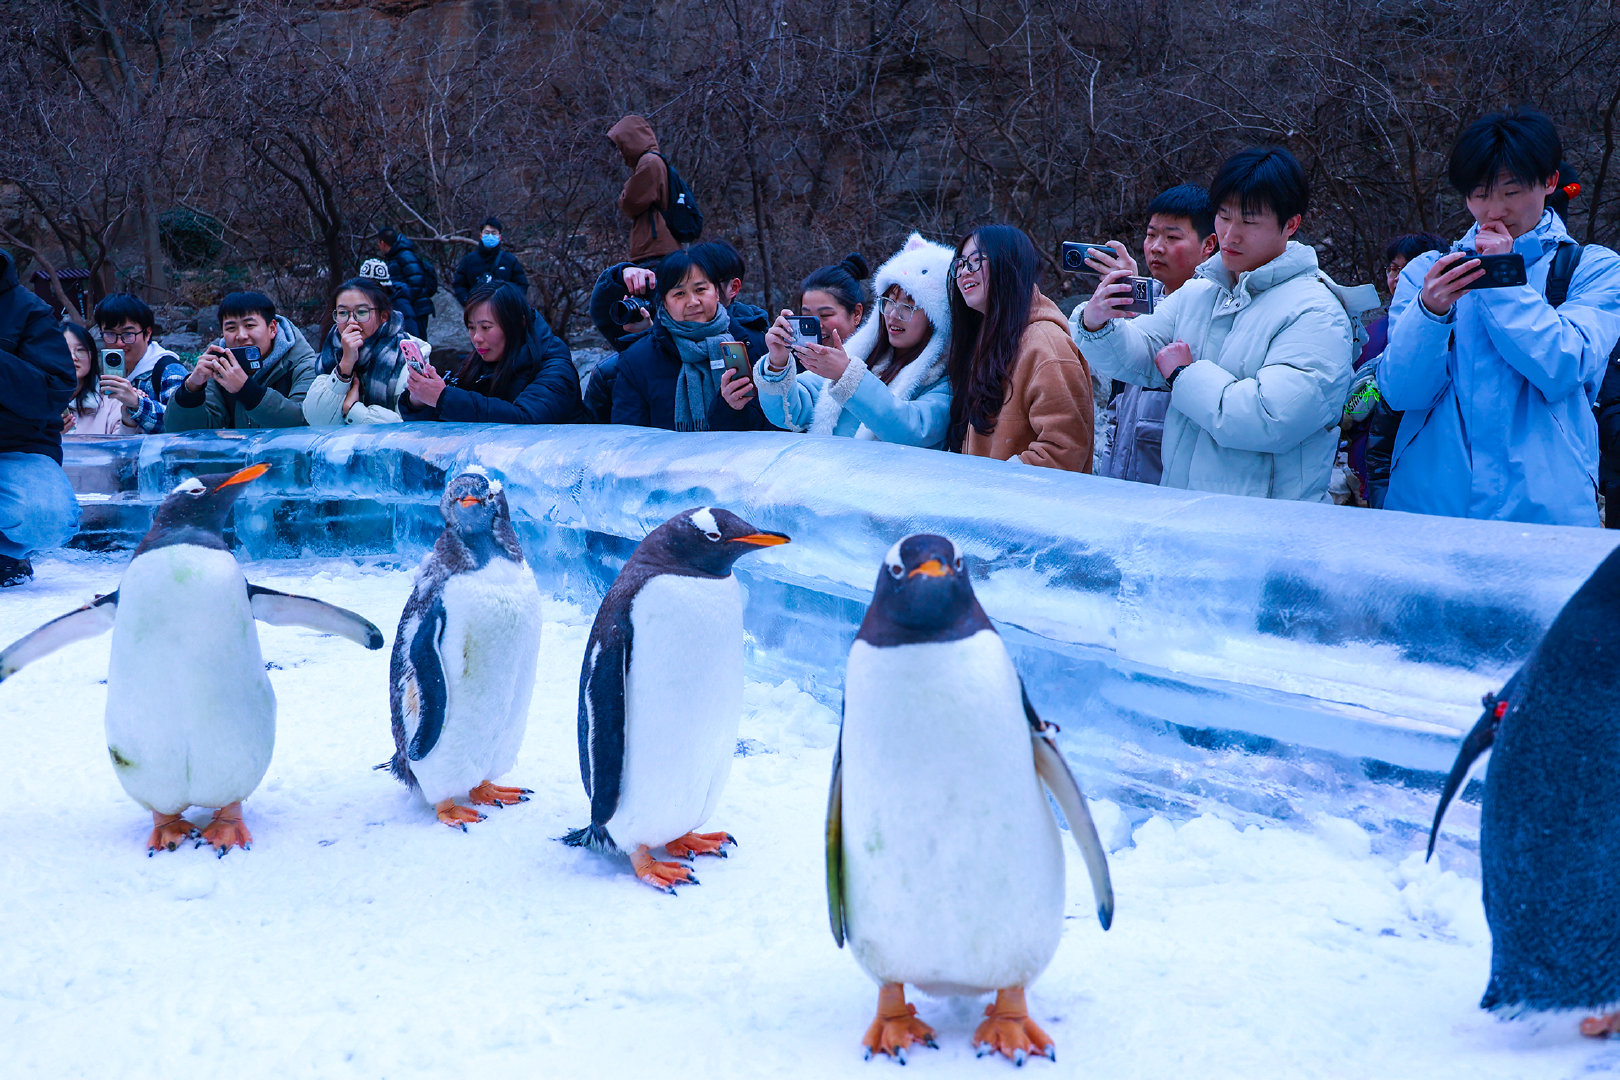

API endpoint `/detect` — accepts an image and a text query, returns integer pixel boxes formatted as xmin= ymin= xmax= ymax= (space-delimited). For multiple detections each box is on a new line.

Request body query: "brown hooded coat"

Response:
xmin=960 ymin=290 xmax=1095 ymax=471
xmin=608 ymin=115 xmax=679 ymax=263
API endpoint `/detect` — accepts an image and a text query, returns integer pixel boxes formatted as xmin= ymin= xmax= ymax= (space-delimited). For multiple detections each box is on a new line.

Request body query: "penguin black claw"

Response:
xmin=894 ymin=1046 xmax=907 ymax=1065
xmin=1013 ymin=1048 xmax=1026 ymax=1067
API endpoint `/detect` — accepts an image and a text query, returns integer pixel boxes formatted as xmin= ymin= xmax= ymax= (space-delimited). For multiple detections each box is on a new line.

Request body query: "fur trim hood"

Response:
xmin=807 ymin=233 xmax=955 ymax=436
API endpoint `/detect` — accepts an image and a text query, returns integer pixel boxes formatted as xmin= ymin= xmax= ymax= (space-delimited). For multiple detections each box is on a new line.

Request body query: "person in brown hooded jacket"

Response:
xmin=947 ymin=225 xmax=1094 ymax=471
xmin=608 ymin=115 xmax=680 ymax=264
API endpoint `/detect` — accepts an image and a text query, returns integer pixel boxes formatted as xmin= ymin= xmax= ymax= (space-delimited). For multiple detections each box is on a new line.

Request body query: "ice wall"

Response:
xmin=59 ymin=426 xmax=1619 ymax=836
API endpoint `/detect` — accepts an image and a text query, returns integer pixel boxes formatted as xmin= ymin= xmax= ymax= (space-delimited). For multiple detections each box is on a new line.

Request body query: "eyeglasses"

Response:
xmin=951 ymin=252 xmax=987 ymax=278
xmin=333 ymin=307 xmax=375 ymax=323
xmin=876 ymin=296 xmax=918 ymax=321
xmin=100 ymin=329 xmax=147 ymax=345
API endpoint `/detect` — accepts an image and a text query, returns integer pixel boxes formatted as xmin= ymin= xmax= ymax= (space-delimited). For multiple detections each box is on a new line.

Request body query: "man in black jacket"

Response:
xmin=0 ymin=248 xmax=80 ymax=586
xmin=452 ymin=217 xmax=529 ymax=304
xmin=375 ymin=227 xmax=434 ymax=338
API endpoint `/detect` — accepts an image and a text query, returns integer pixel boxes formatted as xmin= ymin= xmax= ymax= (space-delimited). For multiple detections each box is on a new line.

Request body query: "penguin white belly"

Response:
xmin=607 ymin=573 xmax=742 ymax=850
xmin=104 ymin=545 xmax=276 ymax=814
xmin=409 ymin=560 xmax=543 ymax=805
xmin=841 ymin=632 xmax=1065 ymax=995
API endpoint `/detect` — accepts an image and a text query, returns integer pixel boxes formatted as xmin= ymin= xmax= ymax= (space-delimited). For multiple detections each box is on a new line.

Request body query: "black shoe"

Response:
xmin=0 ymin=555 xmax=33 ymax=587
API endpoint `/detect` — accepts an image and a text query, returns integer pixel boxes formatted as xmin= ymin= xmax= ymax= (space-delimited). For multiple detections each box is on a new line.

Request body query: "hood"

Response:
xmin=608 ymin=115 xmax=659 ymax=167
xmin=1456 ymin=208 xmax=1569 ymax=264
xmin=1195 ymin=240 xmax=1326 ymax=297
xmin=126 ymin=339 xmax=180 ymax=382
xmin=837 ymin=233 xmax=955 ymax=392
xmin=211 ymin=314 xmax=315 ymax=377
xmin=1026 ymin=289 xmax=1073 ymax=338
xmin=0 ymin=248 xmax=17 ymax=294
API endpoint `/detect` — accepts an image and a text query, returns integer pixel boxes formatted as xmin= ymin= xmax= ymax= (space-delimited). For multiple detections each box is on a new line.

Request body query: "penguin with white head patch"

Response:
xmin=826 ymin=534 xmax=1113 ymax=1064
xmin=380 ymin=469 xmax=543 ymax=829
xmin=0 ymin=464 xmax=384 ymax=854
xmin=563 ymin=506 xmax=790 ymax=892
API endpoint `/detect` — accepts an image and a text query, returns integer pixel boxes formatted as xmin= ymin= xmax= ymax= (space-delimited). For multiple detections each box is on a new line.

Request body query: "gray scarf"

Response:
xmin=661 ymin=303 xmax=733 ymax=432
xmin=319 ymin=310 xmax=411 ymax=409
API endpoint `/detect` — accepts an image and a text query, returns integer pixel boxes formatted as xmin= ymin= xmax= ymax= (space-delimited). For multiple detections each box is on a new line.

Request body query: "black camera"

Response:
xmin=610 ymin=296 xmax=650 ymax=325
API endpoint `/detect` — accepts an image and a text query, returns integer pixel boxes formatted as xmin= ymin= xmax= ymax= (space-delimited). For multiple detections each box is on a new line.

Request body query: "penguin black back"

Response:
xmin=857 ymin=534 xmax=992 ymax=648
xmin=1475 ymin=544 xmax=1620 ymax=1012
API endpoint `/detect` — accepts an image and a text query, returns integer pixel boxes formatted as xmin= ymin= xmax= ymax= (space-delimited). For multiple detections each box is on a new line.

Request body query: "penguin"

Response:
xmin=0 ymin=463 xmax=384 ymax=854
xmin=1429 ymin=544 xmax=1620 ymax=1036
xmin=563 ymin=507 xmax=790 ymax=892
xmin=825 ymin=533 xmax=1114 ymax=1065
xmin=379 ymin=470 xmax=542 ymax=829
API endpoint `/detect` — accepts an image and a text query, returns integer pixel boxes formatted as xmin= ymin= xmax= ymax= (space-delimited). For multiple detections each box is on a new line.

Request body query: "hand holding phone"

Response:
xmin=228 ymin=345 xmax=263 ymax=372
xmin=102 ymin=348 xmax=125 ymax=376
xmin=790 ymin=316 xmax=821 ymax=350
xmin=718 ymin=341 xmax=751 ymax=382
xmin=1460 ymin=252 xmax=1527 ymax=290
xmin=401 ymin=339 xmax=427 ymax=373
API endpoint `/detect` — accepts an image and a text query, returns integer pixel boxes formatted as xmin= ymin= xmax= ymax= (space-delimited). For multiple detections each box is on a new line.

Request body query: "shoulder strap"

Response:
xmin=1546 ymin=242 xmax=1583 ymax=308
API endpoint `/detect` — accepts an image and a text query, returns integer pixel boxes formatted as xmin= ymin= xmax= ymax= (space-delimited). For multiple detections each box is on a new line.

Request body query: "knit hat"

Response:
xmin=359 ymin=258 xmax=393 ymax=286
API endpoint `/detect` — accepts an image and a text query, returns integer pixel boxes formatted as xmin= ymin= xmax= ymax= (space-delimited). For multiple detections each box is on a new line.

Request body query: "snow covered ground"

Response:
xmin=2 ymin=555 xmax=1616 ymax=1080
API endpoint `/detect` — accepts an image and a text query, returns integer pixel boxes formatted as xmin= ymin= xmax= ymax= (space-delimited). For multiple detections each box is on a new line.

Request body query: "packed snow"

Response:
xmin=2 ymin=555 xmax=1616 ymax=1079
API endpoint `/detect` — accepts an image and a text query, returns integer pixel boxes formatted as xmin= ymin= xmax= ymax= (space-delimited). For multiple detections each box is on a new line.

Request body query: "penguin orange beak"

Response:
xmin=457 ymin=495 xmax=482 ymax=507
xmin=908 ymin=559 xmax=949 ymax=578
xmin=216 ymin=463 xmax=269 ymax=489
xmin=735 ymin=533 xmax=790 ymax=547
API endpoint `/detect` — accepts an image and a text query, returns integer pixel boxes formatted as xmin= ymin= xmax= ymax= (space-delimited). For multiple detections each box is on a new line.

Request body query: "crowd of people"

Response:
xmin=2 ymin=106 xmax=1618 ymax=588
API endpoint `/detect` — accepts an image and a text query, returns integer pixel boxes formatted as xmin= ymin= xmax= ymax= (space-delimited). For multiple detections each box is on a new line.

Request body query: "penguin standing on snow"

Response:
xmin=0 ymin=464 xmax=383 ymax=854
xmin=1429 ymin=544 xmax=1620 ymax=1036
xmin=826 ymin=534 xmax=1113 ymax=1065
xmin=380 ymin=470 xmax=542 ymax=829
xmin=564 ymin=507 xmax=789 ymax=892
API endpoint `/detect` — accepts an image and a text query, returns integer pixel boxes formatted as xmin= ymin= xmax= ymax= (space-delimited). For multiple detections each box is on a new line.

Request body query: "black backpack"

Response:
xmin=1547 ymin=243 xmax=1620 ymax=516
xmin=417 ymin=254 xmax=440 ymax=301
xmin=647 ymin=151 xmax=703 ymax=244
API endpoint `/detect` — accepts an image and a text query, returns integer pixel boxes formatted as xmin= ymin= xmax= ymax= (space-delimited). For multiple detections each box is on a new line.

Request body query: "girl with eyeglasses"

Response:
xmin=302 ymin=278 xmax=433 ymax=426
xmin=947 ymin=225 xmax=1094 ymax=470
xmin=756 ymin=234 xmax=956 ymax=447
xmin=60 ymin=323 xmax=124 ymax=435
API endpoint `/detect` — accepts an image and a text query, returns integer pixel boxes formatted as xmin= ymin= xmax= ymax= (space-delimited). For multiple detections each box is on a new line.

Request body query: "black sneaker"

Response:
xmin=0 ymin=555 xmax=33 ymax=587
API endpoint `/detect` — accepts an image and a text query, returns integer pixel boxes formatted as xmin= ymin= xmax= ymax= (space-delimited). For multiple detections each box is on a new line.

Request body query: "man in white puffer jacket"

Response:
xmin=1072 ymin=147 xmax=1377 ymax=501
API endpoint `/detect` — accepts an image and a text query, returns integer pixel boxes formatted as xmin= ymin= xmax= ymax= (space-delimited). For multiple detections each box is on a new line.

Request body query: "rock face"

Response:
xmin=427 ymin=288 xmax=471 ymax=355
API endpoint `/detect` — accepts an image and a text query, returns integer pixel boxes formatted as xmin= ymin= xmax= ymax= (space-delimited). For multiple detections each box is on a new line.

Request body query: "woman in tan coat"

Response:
xmin=947 ymin=225 xmax=1094 ymax=471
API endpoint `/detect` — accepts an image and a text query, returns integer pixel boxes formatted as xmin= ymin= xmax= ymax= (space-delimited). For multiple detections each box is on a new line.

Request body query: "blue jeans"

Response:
xmin=0 ymin=452 xmax=81 ymax=559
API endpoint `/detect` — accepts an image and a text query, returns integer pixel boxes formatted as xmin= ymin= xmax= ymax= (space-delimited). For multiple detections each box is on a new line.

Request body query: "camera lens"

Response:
xmin=1062 ymin=247 xmax=1083 ymax=271
xmin=610 ymin=297 xmax=647 ymax=324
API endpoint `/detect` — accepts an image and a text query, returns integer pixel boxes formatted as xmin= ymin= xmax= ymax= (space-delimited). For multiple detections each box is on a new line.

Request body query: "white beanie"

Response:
xmin=359 ymin=258 xmax=393 ymax=286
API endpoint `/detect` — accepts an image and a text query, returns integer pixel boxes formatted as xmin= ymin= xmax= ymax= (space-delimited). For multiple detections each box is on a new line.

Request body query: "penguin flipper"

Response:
xmin=1426 ymin=680 xmax=1511 ymax=861
xmin=826 ymin=717 xmax=846 ymax=948
xmin=403 ymin=595 xmax=449 ymax=763
xmin=1023 ymin=685 xmax=1114 ymax=931
xmin=247 ymin=585 xmax=386 ymax=649
xmin=578 ymin=614 xmax=630 ymax=827
xmin=0 ymin=592 xmax=118 ymax=683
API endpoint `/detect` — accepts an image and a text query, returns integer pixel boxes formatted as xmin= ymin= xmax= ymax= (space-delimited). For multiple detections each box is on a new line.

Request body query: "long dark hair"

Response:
xmin=64 ymin=322 xmax=101 ymax=409
xmin=458 ymin=283 xmax=531 ymax=400
xmin=945 ymin=225 xmax=1039 ymax=450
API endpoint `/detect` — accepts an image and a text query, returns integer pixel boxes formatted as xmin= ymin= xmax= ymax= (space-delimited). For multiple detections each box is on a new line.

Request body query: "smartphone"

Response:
xmin=790 ymin=315 xmax=821 ymax=348
xmin=1061 ymin=241 xmax=1117 ymax=273
xmin=228 ymin=345 xmax=262 ymax=372
xmin=718 ymin=341 xmax=751 ymax=382
xmin=401 ymin=340 xmax=427 ymax=373
xmin=1461 ymin=252 xmax=1527 ymax=290
xmin=102 ymin=348 xmax=125 ymax=376
xmin=1124 ymin=276 xmax=1157 ymax=315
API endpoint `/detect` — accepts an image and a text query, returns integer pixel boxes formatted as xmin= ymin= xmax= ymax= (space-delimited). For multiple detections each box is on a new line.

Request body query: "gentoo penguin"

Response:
xmin=826 ymin=534 xmax=1113 ymax=1064
xmin=380 ymin=470 xmax=542 ymax=829
xmin=563 ymin=507 xmax=789 ymax=892
xmin=0 ymin=464 xmax=383 ymax=854
xmin=1429 ymin=544 xmax=1620 ymax=1035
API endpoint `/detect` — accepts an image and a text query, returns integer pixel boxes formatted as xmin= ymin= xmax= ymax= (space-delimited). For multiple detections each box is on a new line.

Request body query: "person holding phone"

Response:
xmin=302 ymin=278 xmax=431 ymax=426
xmin=609 ymin=250 xmax=770 ymax=431
xmin=947 ymin=225 xmax=1093 ymax=470
xmin=400 ymin=283 xmax=584 ymax=425
xmin=92 ymin=293 xmax=185 ymax=435
xmin=164 ymin=291 xmax=318 ymax=431
xmin=798 ymin=254 xmax=869 ymax=346
xmin=1380 ymin=108 xmax=1620 ymax=526
xmin=755 ymin=234 xmax=956 ymax=448
xmin=60 ymin=323 xmax=123 ymax=435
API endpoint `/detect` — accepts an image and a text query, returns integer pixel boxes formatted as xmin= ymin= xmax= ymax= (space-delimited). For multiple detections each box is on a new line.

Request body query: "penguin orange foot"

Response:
xmin=146 ymin=810 xmax=197 ymax=855
xmin=467 ymin=781 xmax=531 ymax=807
xmin=862 ymin=983 xmax=937 ymax=1063
xmin=973 ymin=988 xmax=1055 ymax=1065
xmin=435 ymin=799 xmax=486 ymax=830
xmin=1581 ymin=1012 xmax=1620 ymax=1037
xmin=665 ymin=830 xmax=736 ymax=859
xmin=632 ymin=845 xmax=697 ymax=894
xmin=198 ymin=802 xmax=253 ymax=856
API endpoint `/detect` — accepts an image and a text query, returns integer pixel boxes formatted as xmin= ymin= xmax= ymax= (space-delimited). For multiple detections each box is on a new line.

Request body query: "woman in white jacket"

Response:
xmin=302 ymin=278 xmax=431 ymax=426
xmin=756 ymin=234 xmax=954 ymax=448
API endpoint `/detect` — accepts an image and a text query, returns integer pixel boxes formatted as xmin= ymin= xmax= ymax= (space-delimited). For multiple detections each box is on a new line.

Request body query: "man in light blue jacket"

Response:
xmin=1381 ymin=108 xmax=1620 ymax=527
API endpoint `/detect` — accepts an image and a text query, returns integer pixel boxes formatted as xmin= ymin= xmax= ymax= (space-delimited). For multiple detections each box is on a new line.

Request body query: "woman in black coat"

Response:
xmin=609 ymin=250 xmax=773 ymax=431
xmin=401 ymin=284 xmax=584 ymax=424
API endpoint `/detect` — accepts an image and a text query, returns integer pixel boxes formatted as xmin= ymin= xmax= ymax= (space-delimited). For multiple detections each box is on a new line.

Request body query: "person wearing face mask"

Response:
xmin=755 ymin=234 xmax=955 ymax=448
xmin=452 ymin=216 xmax=529 ymax=305
xmin=1075 ymin=147 xmax=1376 ymax=501
xmin=302 ymin=278 xmax=432 ymax=426
xmin=1381 ymin=108 xmax=1620 ymax=526
xmin=163 ymin=291 xmax=318 ymax=431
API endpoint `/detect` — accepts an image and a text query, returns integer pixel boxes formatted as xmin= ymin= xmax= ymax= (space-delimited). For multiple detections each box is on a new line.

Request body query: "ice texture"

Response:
xmin=58 ymin=426 xmax=1620 ymax=841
